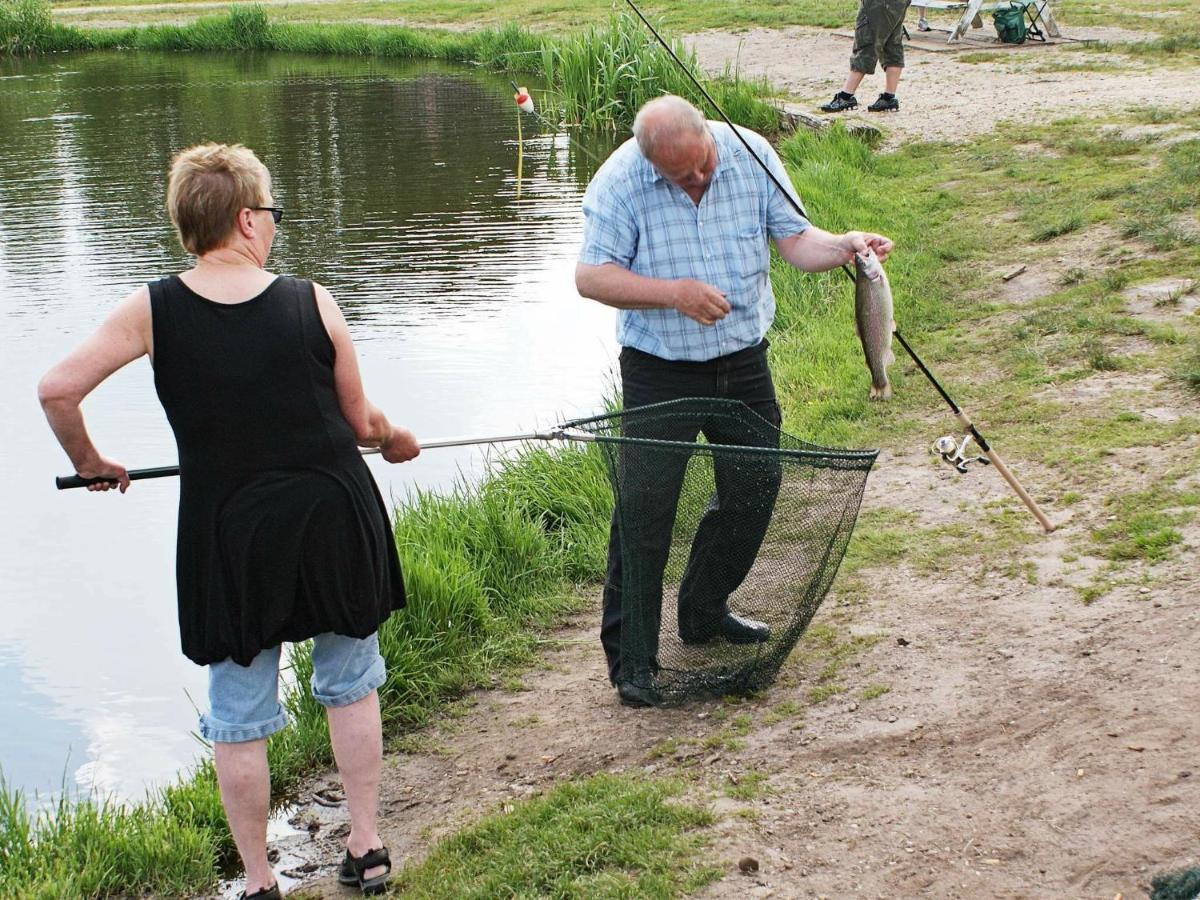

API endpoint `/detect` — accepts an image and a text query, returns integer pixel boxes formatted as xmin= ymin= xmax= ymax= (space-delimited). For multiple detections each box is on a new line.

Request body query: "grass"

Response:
xmin=1092 ymin=487 xmax=1198 ymax=562
xmin=0 ymin=0 xmax=51 ymax=51
xmin=761 ymin=699 xmax=801 ymax=725
xmin=390 ymin=774 xmax=719 ymax=898
xmin=1119 ymin=138 xmax=1200 ymax=250
xmin=1032 ymin=57 xmax=1130 ymax=74
xmin=838 ymin=507 xmax=981 ymax=576
xmin=860 ymin=683 xmax=891 ymax=700
xmin=700 ymin=713 xmax=754 ymax=752
xmin=791 ymin=623 xmax=883 ymax=703
xmin=721 ymin=770 xmax=769 ymax=800
xmin=0 ymin=772 xmax=224 ymax=897
xmin=1178 ymin=348 xmax=1200 ymax=392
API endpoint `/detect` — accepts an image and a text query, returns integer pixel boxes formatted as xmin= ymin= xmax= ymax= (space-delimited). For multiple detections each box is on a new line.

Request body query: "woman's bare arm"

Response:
xmin=312 ymin=283 xmax=419 ymax=463
xmin=38 ymin=286 xmax=153 ymax=491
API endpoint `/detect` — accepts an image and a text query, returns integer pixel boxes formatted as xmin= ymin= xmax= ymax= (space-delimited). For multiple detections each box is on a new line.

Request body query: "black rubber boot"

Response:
xmin=819 ymin=91 xmax=858 ymax=112
xmin=868 ymin=92 xmax=900 ymax=112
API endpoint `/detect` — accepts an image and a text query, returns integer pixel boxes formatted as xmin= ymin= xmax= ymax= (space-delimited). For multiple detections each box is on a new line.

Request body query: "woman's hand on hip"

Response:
xmin=383 ymin=427 xmax=420 ymax=464
xmin=78 ymin=455 xmax=131 ymax=492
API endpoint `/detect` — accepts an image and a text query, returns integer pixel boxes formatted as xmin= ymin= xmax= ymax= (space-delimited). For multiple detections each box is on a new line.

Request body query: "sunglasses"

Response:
xmin=252 ymin=206 xmax=284 ymax=224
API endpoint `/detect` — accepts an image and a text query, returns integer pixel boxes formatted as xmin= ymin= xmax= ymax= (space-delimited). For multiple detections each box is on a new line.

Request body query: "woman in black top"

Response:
xmin=39 ymin=143 xmax=411 ymax=898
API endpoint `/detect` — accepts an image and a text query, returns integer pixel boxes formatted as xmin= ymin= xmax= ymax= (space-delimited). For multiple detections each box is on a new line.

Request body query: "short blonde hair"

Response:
xmin=166 ymin=143 xmax=271 ymax=256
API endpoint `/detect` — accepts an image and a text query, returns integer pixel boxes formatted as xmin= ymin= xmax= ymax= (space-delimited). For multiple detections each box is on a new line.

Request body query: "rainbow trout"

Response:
xmin=854 ymin=250 xmax=895 ymax=401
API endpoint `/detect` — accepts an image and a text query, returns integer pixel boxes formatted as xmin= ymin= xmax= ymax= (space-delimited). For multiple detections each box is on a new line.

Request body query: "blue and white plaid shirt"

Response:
xmin=578 ymin=122 xmax=809 ymax=362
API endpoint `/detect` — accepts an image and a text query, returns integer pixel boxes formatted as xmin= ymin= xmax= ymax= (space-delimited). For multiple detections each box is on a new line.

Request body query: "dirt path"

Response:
xmin=687 ymin=25 xmax=1187 ymax=148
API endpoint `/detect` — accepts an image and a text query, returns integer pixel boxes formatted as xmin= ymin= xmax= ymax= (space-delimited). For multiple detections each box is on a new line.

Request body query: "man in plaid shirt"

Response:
xmin=577 ymin=95 xmax=891 ymax=707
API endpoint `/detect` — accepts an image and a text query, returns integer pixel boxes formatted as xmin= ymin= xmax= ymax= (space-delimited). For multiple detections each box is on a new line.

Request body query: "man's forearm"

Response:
xmin=774 ymin=227 xmax=852 ymax=273
xmin=574 ymin=262 xmax=678 ymax=310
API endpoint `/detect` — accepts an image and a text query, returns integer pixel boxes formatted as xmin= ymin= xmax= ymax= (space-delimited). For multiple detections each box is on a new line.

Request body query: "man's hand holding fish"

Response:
xmin=774 ymin=227 xmax=893 ymax=272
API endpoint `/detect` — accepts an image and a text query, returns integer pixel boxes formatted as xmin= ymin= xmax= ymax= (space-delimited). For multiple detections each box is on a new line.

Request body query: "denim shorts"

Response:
xmin=199 ymin=632 xmax=386 ymax=744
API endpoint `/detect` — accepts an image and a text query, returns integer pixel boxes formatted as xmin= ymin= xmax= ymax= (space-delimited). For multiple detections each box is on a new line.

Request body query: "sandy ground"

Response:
xmin=182 ymin=21 xmax=1200 ymax=900
xmin=687 ymin=24 xmax=1191 ymax=148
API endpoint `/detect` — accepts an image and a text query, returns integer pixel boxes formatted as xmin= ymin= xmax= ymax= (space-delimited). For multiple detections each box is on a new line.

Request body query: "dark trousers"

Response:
xmin=601 ymin=340 xmax=783 ymax=684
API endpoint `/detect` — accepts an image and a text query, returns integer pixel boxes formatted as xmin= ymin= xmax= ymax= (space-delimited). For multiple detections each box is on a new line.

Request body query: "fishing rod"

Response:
xmin=623 ymin=0 xmax=1054 ymax=533
xmin=54 ymin=426 xmax=597 ymax=490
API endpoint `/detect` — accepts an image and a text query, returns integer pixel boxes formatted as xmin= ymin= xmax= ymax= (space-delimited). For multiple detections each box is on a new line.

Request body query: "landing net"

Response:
xmin=566 ymin=398 xmax=877 ymax=706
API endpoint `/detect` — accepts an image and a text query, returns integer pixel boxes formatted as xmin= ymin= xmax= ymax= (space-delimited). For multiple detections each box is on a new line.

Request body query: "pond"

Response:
xmin=0 ymin=50 xmax=619 ymax=803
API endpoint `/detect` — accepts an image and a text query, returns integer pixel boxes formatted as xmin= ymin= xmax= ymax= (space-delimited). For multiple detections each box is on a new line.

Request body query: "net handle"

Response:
xmin=55 ymin=427 xmax=597 ymax=490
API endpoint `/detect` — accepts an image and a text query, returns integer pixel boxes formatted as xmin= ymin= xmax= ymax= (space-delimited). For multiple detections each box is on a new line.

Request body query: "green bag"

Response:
xmin=992 ymin=0 xmax=1029 ymax=43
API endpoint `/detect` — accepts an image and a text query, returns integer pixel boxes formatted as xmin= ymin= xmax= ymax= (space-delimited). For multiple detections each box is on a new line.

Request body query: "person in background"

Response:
xmin=575 ymin=95 xmax=892 ymax=707
xmin=914 ymin=4 xmax=932 ymax=31
xmin=820 ymin=0 xmax=912 ymax=113
xmin=38 ymin=143 xmax=416 ymax=898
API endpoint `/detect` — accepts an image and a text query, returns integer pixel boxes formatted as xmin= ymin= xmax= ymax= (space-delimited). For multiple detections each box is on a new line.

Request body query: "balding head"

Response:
xmin=632 ymin=95 xmax=707 ymax=161
xmin=632 ymin=95 xmax=717 ymax=198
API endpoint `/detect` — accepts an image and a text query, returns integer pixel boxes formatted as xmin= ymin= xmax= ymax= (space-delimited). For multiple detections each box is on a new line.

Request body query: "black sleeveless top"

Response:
xmin=150 ymin=275 xmax=405 ymax=666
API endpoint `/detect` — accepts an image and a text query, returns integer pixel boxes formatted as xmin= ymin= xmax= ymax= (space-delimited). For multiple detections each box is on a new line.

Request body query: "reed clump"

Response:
xmin=538 ymin=12 xmax=777 ymax=132
xmin=0 ymin=0 xmax=54 ymax=53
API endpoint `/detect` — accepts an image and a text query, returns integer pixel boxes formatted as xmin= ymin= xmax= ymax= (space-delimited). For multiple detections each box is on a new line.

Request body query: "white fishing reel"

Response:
xmin=932 ymin=434 xmax=990 ymax=474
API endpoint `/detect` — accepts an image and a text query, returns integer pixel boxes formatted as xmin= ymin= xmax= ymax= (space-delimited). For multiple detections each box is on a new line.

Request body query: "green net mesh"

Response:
xmin=566 ymin=399 xmax=877 ymax=706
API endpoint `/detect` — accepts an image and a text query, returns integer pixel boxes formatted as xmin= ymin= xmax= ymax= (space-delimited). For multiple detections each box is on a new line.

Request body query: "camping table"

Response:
xmin=917 ymin=0 xmax=1061 ymax=42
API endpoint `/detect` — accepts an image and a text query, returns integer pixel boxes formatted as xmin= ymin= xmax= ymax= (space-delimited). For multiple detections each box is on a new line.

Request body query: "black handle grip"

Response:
xmin=56 ymin=465 xmax=181 ymax=490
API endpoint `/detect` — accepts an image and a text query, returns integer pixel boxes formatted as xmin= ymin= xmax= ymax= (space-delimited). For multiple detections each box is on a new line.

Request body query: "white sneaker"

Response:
xmin=917 ymin=17 xmax=932 ymax=31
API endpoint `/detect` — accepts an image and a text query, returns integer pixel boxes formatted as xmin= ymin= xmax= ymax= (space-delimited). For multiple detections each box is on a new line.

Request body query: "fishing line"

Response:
xmin=623 ymin=0 xmax=1055 ymax=533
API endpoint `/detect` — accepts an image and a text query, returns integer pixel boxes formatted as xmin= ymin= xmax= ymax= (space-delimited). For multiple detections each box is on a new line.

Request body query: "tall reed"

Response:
xmin=540 ymin=13 xmax=777 ymax=132
xmin=0 ymin=0 xmax=52 ymax=53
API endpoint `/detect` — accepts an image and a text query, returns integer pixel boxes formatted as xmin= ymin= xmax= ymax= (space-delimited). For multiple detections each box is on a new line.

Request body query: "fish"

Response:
xmin=854 ymin=249 xmax=896 ymax=401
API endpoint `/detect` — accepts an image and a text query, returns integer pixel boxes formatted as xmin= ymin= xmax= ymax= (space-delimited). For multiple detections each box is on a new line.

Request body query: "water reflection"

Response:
xmin=0 ymin=51 xmax=619 ymax=802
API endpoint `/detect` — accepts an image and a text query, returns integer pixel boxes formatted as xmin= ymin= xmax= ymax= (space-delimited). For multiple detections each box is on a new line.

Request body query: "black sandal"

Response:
xmin=238 ymin=883 xmax=282 ymax=900
xmin=338 ymin=846 xmax=391 ymax=895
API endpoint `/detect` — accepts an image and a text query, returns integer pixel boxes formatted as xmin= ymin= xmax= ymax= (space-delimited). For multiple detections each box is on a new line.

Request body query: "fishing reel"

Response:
xmin=932 ymin=434 xmax=991 ymax=474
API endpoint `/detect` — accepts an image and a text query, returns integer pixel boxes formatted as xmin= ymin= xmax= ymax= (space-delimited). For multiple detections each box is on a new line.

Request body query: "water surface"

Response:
xmin=0 ymin=51 xmax=619 ymax=802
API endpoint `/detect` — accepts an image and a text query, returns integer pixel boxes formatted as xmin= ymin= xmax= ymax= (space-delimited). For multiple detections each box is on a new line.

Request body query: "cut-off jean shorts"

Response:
xmin=199 ymin=632 xmax=386 ymax=744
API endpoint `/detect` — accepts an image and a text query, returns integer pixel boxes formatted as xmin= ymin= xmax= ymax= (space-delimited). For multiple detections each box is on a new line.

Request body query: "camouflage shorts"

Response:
xmin=850 ymin=0 xmax=911 ymax=73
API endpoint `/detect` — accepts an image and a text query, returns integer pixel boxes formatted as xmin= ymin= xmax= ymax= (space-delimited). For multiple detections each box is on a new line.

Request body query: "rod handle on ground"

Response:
xmin=954 ymin=411 xmax=1054 ymax=533
xmin=980 ymin=448 xmax=1055 ymax=533
xmin=56 ymin=465 xmax=181 ymax=490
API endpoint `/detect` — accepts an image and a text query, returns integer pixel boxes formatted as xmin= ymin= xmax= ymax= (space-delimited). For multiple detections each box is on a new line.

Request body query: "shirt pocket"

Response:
xmin=736 ymin=224 xmax=768 ymax=282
